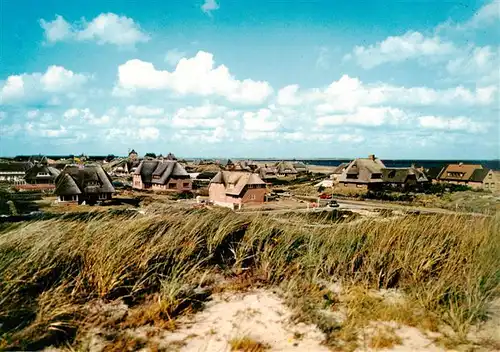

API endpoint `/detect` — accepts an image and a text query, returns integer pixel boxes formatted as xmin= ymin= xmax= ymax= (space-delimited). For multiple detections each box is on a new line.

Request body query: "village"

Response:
xmin=0 ymin=149 xmax=498 ymax=217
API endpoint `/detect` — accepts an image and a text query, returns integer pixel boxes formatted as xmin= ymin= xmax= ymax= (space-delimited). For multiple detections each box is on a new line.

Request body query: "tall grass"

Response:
xmin=0 ymin=206 xmax=498 ymax=349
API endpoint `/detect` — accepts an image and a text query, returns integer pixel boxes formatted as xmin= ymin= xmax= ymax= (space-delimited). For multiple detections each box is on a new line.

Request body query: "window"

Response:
xmin=37 ymin=172 xmax=49 ymax=176
xmin=371 ymin=173 xmax=382 ymax=179
xmin=99 ymin=193 xmax=107 ymax=200
xmin=183 ymin=183 xmax=190 ymax=188
xmin=153 ymin=175 xmax=160 ymax=179
xmin=488 ymin=174 xmax=493 ymax=178
xmin=346 ymin=174 xmax=357 ymax=179
xmin=250 ymin=194 xmax=256 ymax=200
xmin=87 ymin=181 xmax=100 ymax=186
xmin=168 ymin=183 xmax=176 ymax=189
xmin=388 ymin=170 xmax=396 ymax=178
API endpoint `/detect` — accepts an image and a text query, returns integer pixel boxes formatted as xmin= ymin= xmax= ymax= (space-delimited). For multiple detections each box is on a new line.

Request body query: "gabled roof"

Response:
xmin=134 ymin=160 xmax=189 ymax=184
xmin=258 ymin=166 xmax=278 ymax=179
xmin=332 ymin=162 xmax=349 ymax=175
xmin=438 ymin=164 xmax=488 ymax=182
xmin=211 ymin=171 xmax=266 ymax=196
xmin=55 ymin=164 xmax=115 ymax=196
xmin=338 ymin=156 xmax=386 ymax=184
xmin=275 ymin=161 xmax=298 ymax=174
xmin=381 ymin=167 xmax=429 ymax=184
xmin=24 ymin=164 xmax=61 ymax=182
xmin=470 ymin=167 xmax=491 ymax=182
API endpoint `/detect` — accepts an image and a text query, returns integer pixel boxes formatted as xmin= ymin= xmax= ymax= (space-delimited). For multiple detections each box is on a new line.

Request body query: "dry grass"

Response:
xmin=0 ymin=206 xmax=498 ymax=350
xmin=368 ymin=325 xmax=402 ymax=349
xmin=229 ymin=335 xmax=271 ymax=351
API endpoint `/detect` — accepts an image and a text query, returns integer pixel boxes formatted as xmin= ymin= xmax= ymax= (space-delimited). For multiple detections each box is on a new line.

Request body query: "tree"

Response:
xmin=105 ymin=154 xmax=116 ymax=162
xmin=144 ymin=153 xmax=156 ymax=158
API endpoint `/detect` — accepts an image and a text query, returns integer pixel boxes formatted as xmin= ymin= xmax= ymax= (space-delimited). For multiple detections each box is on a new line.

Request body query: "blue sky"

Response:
xmin=0 ymin=0 xmax=499 ymax=159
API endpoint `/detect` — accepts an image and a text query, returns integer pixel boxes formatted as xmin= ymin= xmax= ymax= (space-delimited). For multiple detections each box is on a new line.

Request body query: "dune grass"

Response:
xmin=0 ymin=206 xmax=498 ymax=350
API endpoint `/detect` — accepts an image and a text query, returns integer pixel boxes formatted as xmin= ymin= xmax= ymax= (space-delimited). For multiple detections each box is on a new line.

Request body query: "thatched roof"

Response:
xmin=134 ymin=160 xmax=189 ymax=184
xmin=381 ymin=167 xmax=429 ymax=184
xmin=338 ymin=155 xmax=386 ymax=184
xmin=274 ymin=161 xmax=298 ymax=175
xmin=24 ymin=164 xmax=60 ymax=183
xmin=257 ymin=166 xmax=278 ymax=179
xmin=55 ymin=164 xmax=115 ymax=196
xmin=332 ymin=163 xmax=349 ymax=175
xmin=211 ymin=171 xmax=266 ymax=196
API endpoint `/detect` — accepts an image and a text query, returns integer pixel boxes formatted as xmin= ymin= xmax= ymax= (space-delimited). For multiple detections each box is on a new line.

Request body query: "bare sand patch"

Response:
xmin=145 ymin=289 xmax=329 ymax=351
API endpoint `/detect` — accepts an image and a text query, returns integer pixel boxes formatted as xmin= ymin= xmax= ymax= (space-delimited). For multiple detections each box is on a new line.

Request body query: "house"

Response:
xmin=0 ymin=162 xmax=33 ymax=184
xmin=329 ymin=162 xmax=349 ymax=183
xmin=437 ymin=163 xmax=496 ymax=190
xmin=275 ymin=161 xmax=298 ymax=178
xmin=55 ymin=165 xmax=115 ymax=204
xmin=133 ymin=160 xmax=192 ymax=192
xmin=292 ymin=161 xmax=308 ymax=174
xmin=381 ymin=166 xmax=429 ymax=190
xmin=128 ymin=149 xmax=138 ymax=160
xmin=24 ymin=159 xmax=61 ymax=184
xmin=337 ymin=155 xmax=386 ymax=190
xmin=165 ymin=153 xmax=177 ymax=161
xmin=257 ymin=165 xmax=278 ymax=181
xmin=209 ymin=171 xmax=267 ymax=209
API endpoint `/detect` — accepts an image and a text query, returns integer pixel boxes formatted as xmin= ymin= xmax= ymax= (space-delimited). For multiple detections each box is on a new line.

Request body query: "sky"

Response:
xmin=0 ymin=0 xmax=499 ymax=159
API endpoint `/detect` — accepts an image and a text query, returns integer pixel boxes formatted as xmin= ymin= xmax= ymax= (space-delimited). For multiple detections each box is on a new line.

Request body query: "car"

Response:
xmin=327 ymin=200 xmax=339 ymax=208
xmin=319 ymin=193 xmax=332 ymax=199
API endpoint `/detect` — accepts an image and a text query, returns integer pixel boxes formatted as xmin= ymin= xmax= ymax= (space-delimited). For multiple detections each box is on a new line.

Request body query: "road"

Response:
xmin=239 ymin=198 xmax=488 ymax=217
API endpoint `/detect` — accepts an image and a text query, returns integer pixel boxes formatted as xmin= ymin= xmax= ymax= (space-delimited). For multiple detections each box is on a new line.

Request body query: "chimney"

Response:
xmin=368 ymin=154 xmax=375 ymax=161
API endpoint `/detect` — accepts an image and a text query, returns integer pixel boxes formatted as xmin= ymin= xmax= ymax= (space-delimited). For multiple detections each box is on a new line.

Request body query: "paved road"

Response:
xmin=239 ymin=198 xmax=488 ymax=217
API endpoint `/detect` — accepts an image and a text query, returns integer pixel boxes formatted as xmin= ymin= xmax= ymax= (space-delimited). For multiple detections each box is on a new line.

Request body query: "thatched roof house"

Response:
xmin=337 ymin=155 xmax=386 ymax=189
xmin=381 ymin=166 xmax=429 ymax=189
xmin=275 ymin=161 xmax=298 ymax=176
xmin=24 ymin=162 xmax=60 ymax=184
xmin=133 ymin=160 xmax=192 ymax=192
xmin=55 ymin=165 xmax=115 ymax=203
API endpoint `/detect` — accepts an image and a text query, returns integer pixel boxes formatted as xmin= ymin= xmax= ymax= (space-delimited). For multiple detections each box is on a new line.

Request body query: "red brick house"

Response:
xmin=209 ymin=171 xmax=267 ymax=209
xmin=133 ymin=160 xmax=192 ymax=192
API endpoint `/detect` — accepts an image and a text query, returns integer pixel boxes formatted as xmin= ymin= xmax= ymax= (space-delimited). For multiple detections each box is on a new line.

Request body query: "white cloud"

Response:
xmin=317 ymin=107 xmax=406 ymax=127
xmin=39 ymin=13 xmax=150 ymax=47
xmin=115 ymin=51 xmax=273 ymax=104
xmin=172 ymin=103 xmax=229 ymax=129
xmin=243 ymin=109 xmax=281 ymax=132
xmin=316 ymin=46 xmax=330 ymax=69
xmin=40 ymin=65 xmax=88 ymax=93
xmin=0 ymin=66 xmax=88 ymax=104
xmin=345 ymin=31 xmax=457 ymax=69
xmin=338 ymin=134 xmax=365 ymax=143
xmin=63 ymin=108 xmax=80 ymax=119
xmin=277 ymin=74 xmax=497 ymax=112
xmin=446 ymin=45 xmax=500 ymax=84
xmin=447 ymin=0 xmax=500 ymax=30
xmin=39 ymin=15 xmax=72 ymax=43
xmin=0 ymin=76 xmax=24 ymax=101
xmin=126 ymin=105 xmax=164 ymax=116
xmin=201 ymin=0 xmax=220 ymax=15
xmin=164 ymin=48 xmax=186 ymax=66
xmin=139 ymin=127 xmax=160 ymax=140
xmin=418 ymin=115 xmax=486 ymax=133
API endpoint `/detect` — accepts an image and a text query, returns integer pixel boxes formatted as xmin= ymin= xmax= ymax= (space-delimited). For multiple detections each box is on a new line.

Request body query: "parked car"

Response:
xmin=319 ymin=193 xmax=332 ymax=199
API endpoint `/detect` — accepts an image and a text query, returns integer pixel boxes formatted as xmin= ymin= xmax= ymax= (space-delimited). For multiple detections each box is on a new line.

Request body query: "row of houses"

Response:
xmin=322 ymin=155 xmax=496 ymax=191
